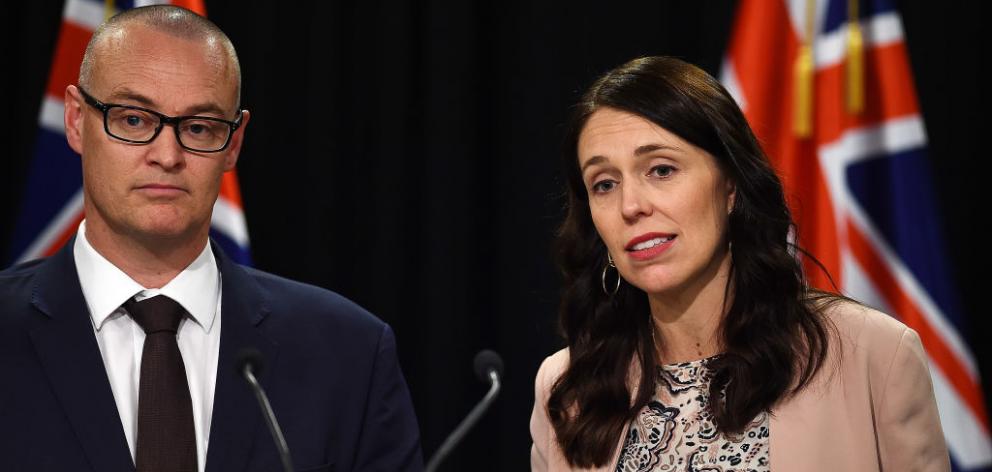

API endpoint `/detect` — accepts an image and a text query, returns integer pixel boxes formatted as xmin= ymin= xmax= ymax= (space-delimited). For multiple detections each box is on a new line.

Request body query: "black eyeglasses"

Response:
xmin=78 ymin=86 xmax=243 ymax=153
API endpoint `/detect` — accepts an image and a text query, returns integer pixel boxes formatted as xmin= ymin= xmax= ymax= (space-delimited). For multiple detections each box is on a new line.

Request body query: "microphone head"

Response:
xmin=473 ymin=349 xmax=504 ymax=383
xmin=236 ymin=347 xmax=265 ymax=377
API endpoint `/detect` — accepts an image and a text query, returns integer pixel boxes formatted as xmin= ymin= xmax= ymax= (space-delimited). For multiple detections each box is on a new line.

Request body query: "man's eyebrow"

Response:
xmin=106 ymin=88 xmax=229 ymax=117
xmin=106 ymin=89 xmax=157 ymax=108
xmin=634 ymin=143 xmax=682 ymax=156
xmin=184 ymin=103 xmax=230 ymax=117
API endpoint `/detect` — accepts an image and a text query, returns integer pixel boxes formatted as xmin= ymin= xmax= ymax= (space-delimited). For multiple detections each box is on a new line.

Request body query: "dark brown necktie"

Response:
xmin=125 ymin=295 xmax=198 ymax=472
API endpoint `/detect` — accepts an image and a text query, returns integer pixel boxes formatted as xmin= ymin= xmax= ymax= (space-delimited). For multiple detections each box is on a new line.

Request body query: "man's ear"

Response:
xmin=223 ymin=109 xmax=250 ymax=171
xmin=64 ymin=85 xmax=85 ymax=155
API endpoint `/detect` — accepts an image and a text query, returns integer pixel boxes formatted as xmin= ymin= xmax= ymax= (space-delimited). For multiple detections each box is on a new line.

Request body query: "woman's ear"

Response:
xmin=726 ymin=182 xmax=736 ymax=215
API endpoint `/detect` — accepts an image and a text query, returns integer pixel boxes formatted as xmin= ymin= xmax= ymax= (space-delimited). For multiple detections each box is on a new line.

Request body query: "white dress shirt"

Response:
xmin=73 ymin=221 xmax=221 ymax=472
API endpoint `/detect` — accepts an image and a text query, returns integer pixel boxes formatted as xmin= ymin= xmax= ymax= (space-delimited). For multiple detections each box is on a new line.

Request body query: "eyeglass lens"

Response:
xmin=106 ymin=106 xmax=233 ymax=152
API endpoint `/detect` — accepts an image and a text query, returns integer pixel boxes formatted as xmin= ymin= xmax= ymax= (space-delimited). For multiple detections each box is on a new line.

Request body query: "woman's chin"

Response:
xmin=623 ymin=274 xmax=681 ymax=296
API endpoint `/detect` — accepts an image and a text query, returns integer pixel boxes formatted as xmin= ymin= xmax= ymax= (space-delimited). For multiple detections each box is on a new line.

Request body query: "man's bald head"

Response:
xmin=78 ymin=5 xmax=241 ymax=104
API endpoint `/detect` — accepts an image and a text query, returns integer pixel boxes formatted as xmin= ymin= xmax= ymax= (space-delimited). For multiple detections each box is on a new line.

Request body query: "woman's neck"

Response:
xmin=648 ymin=250 xmax=733 ymax=364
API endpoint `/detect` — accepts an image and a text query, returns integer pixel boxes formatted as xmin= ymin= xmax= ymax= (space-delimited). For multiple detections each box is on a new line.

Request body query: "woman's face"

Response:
xmin=578 ymin=107 xmax=735 ymax=297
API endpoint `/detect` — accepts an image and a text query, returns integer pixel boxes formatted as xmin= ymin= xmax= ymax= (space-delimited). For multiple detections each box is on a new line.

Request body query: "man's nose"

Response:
xmin=145 ymin=126 xmax=187 ymax=170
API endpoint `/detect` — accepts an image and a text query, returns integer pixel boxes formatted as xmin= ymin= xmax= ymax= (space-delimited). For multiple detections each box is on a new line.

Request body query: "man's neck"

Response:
xmin=83 ymin=220 xmax=208 ymax=289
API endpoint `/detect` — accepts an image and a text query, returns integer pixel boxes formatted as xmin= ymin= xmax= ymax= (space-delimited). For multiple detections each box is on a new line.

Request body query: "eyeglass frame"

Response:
xmin=76 ymin=86 xmax=244 ymax=153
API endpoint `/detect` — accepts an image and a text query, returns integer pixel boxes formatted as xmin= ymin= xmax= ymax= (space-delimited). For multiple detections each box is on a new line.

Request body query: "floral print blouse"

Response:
xmin=615 ymin=356 xmax=770 ymax=472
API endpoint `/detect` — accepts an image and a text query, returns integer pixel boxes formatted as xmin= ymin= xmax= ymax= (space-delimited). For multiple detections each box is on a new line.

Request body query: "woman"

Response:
xmin=530 ymin=56 xmax=949 ymax=471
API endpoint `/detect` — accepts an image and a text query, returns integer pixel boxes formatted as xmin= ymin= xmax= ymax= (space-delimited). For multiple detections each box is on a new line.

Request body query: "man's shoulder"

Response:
xmin=234 ymin=264 xmax=387 ymax=334
xmin=0 ymin=257 xmax=55 ymax=329
xmin=0 ymin=257 xmax=49 ymax=296
xmin=0 ymin=257 xmax=48 ymax=278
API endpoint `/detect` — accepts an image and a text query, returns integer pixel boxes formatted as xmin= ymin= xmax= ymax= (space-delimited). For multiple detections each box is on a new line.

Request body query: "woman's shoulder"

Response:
xmin=813 ymin=297 xmax=922 ymax=367
xmin=780 ymin=299 xmax=948 ymax=470
xmin=817 ymin=298 xmax=910 ymax=339
xmin=535 ymin=348 xmax=571 ymax=392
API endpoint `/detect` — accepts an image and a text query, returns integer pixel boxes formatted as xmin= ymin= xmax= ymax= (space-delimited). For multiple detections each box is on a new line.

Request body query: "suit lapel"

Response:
xmin=205 ymin=244 xmax=278 ymax=472
xmin=28 ymin=241 xmax=135 ymax=472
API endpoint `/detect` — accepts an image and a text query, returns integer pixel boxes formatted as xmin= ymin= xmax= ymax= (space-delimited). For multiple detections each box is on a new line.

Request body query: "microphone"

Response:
xmin=425 ymin=350 xmax=504 ymax=472
xmin=237 ymin=348 xmax=294 ymax=472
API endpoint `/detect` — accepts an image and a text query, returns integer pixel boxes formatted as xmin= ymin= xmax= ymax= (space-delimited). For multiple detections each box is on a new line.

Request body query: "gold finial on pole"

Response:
xmin=846 ymin=0 xmax=865 ymax=114
xmin=104 ymin=0 xmax=115 ymax=20
xmin=794 ymin=0 xmax=816 ymax=138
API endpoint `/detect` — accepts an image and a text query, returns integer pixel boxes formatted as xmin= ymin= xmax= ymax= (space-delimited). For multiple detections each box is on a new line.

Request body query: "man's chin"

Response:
xmin=128 ymin=219 xmax=204 ymax=245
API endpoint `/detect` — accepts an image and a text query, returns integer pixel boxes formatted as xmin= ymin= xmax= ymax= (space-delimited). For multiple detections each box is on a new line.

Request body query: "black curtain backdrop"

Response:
xmin=3 ymin=2 xmax=990 ymax=470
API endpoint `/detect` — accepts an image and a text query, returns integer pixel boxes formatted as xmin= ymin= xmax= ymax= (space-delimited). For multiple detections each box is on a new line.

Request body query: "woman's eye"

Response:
xmin=649 ymin=165 xmax=675 ymax=178
xmin=591 ymin=180 xmax=616 ymax=193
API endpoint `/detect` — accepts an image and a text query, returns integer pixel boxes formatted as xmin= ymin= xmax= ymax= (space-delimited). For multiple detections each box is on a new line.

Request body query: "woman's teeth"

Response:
xmin=632 ymin=236 xmax=673 ymax=251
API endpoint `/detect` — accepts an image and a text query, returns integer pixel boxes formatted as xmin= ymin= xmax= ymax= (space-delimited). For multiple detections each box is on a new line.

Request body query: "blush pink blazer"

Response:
xmin=530 ymin=302 xmax=951 ymax=471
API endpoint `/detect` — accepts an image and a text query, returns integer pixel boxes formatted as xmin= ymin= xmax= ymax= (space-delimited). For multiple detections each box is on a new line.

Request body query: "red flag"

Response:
xmin=723 ymin=0 xmax=991 ymax=468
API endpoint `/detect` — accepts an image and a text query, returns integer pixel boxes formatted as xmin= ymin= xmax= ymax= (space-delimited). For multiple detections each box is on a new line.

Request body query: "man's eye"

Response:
xmin=182 ymin=120 xmax=224 ymax=139
xmin=123 ymin=115 xmax=145 ymax=127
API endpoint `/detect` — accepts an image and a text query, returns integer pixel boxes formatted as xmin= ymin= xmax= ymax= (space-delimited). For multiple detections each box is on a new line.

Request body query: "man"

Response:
xmin=0 ymin=6 xmax=422 ymax=472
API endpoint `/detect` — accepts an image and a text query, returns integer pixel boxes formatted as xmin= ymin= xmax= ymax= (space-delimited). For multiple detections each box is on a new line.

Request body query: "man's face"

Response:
xmin=65 ymin=24 xmax=248 ymax=247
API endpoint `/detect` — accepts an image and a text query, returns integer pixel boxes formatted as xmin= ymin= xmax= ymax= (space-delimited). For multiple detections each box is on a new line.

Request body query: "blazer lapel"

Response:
xmin=28 ymin=241 xmax=135 ymax=472
xmin=205 ymin=244 xmax=279 ymax=472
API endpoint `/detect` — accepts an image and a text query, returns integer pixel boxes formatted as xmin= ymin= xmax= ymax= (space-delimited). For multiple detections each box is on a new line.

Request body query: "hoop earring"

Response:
xmin=601 ymin=253 xmax=621 ymax=295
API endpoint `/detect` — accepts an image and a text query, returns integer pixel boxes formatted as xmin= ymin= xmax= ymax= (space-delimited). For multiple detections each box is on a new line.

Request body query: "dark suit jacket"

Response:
xmin=0 ymin=239 xmax=424 ymax=472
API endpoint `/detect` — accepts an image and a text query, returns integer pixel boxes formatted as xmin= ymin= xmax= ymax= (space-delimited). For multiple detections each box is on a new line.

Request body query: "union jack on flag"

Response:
xmin=5 ymin=0 xmax=251 ymax=267
xmin=722 ymin=0 xmax=990 ymax=469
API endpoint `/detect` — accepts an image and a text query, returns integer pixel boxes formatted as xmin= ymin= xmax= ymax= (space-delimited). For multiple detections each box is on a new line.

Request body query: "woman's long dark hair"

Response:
xmin=548 ymin=56 xmax=833 ymax=467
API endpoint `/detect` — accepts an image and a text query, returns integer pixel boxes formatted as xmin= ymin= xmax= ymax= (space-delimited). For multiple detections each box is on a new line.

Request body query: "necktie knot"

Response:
xmin=125 ymin=295 xmax=186 ymax=334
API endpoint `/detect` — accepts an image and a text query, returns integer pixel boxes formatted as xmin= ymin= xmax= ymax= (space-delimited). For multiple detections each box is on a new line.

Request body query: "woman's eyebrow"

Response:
xmin=582 ymin=143 xmax=684 ymax=173
xmin=580 ymin=155 xmax=608 ymax=173
xmin=634 ymin=143 xmax=682 ymax=156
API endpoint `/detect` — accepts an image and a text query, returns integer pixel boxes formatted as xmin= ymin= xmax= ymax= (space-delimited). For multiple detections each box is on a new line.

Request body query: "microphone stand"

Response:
xmin=425 ymin=369 xmax=502 ymax=472
xmin=242 ymin=362 xmax=295 ymax=472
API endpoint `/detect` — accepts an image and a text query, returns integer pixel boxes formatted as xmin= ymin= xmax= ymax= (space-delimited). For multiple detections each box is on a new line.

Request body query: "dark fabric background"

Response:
xmin=2 ymin=2 xmax=989 ymax=470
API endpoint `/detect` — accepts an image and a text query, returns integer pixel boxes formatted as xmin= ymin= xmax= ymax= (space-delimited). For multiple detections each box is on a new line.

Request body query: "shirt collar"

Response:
xmin=73 ymin=220 xmax=220 ymax=333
